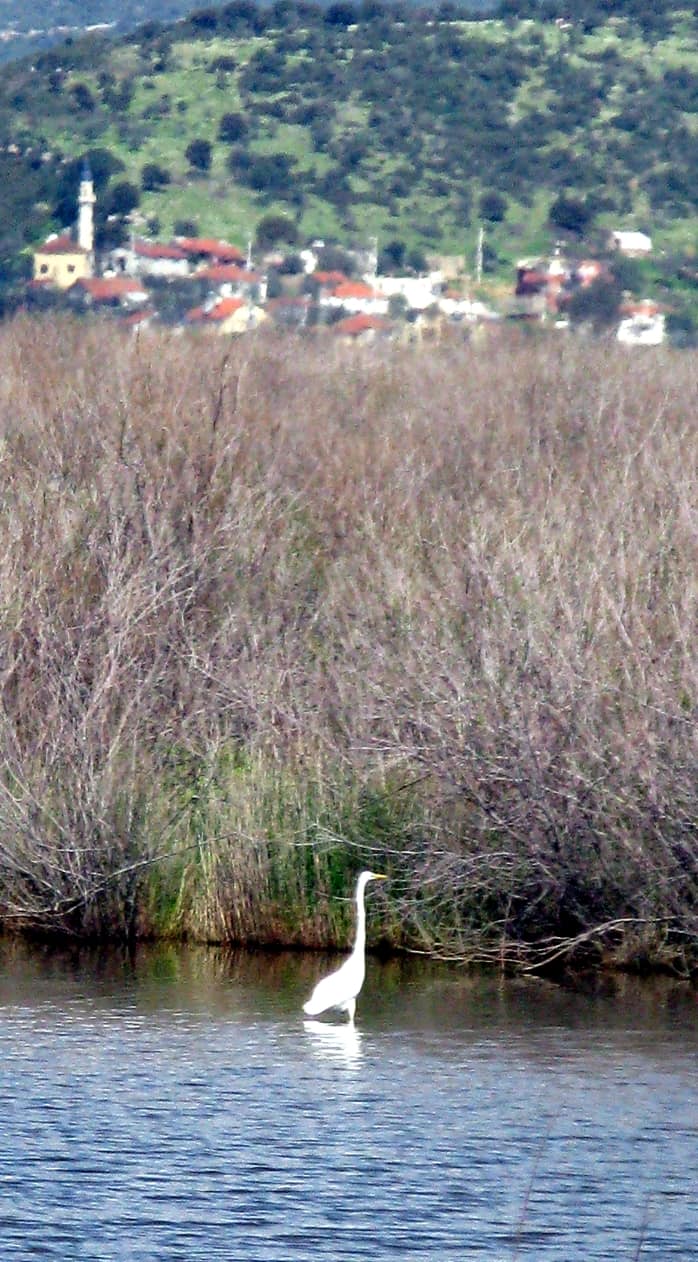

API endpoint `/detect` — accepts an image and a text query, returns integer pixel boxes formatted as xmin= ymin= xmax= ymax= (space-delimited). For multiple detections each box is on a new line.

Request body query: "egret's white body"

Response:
xmin=302 ymin=870 xmax=386 ymax=1023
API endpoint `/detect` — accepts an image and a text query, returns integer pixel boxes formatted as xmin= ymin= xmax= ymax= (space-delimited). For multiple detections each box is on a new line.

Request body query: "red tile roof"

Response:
xmin=176 ymin=237 xmax=245 ymax=263
xmin=196 ymin=264 xmax=243 ymax=282
xmin=206 ymin=297 xmax=246 ymax=320
xmin=620 ymin=299 xmax=663 ymax=316
xmin=197 ymin=265 xmax=261 ymax=284
xmin=331 ymin=281 xmax=384 ymax=300
xmin=333 ymin=313 xmax=391 ymax=336
xmin=185 ymin=304 xmax=206 ymax=322
xmin=515 ymin=269 xmax=549 ymax=296
xmin=37 ymin=234 xmax=88 ymax=255
xmin=313 ymin=270 xmax=349 ymax=286
xmin=134 ymin=239 xmax=188 ymax=261
xmin=73 ymin=277 xmax=148 ymax=301
xmin=186 ymin=297 xmax=246 ymax=323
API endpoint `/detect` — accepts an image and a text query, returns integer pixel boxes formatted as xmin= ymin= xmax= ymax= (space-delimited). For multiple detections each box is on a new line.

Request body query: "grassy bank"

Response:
xmin=0 ymin=317 xmax=697 ymax=975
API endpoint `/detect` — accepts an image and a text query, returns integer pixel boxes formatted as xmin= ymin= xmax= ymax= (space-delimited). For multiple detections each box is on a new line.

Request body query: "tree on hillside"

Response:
xmin=314 ymin=167 xmax=351 ymax=210
xmin=378 ymin=239 xmax=406 ymax=273
xmin=479 ymin=190 xmax=508 ymax=223
xmin=102 ymin=77 xmax=135 ymax=113
xmin=278 ymin=253 xmax=304 ymax=275
xmin=310 ymin=119 xmax=334 ymax=152
xmin=210 ymin=54 xmax=237 ymax=74
xmin=185 ymin=138 xmax=212 ymax=172
xmin=218 ymin=112 xmax=248 ymax=143
xmin=227 ymin=146 xmax=252 ymax=180
xmin=241 ymin=47 xmax=286 ymax=93
xmin=406 ymin=246 xmax=428 ymax=273
xmin=71 ymin=82 xmax=96 ymax=112
xmin=265 ymin=267 xmax=283 ymax=299
xmin=325 ymin=2 xmax=356 ymax=26
xmin=141 ymin=162 xmax=171 ymax=191
xmin=566 ymin=276 xmax=623 ymax=331
xmin=315 ymin=244 xmax=356 ymax=276
xmin=216 ymin=1 xmax=268 ymax=35
xmin=95 ymin=217 xmax=129 ymax=250
xmin=549 ymin=194 xmax=593 ymax=237
xmin=666 ymin=308 xmax=697 ymax=349
xmin=255 ymin=213 xmax=299 ymax=248
xmin=108 ymin=181 xmax=140 ymax=217
xmin=190 ymin=8 xmax=219 ymax=32
xmin=245 ymin=153 xmax=295 ymax=198
xmin=609 ymin=253 xmax=647 ymax=294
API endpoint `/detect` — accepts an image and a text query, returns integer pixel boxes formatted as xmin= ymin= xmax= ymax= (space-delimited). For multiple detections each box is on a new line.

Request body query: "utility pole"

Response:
xmin=475 ymin=224 xmax=484 ymax=286
xmin=367 ymin=235 xmax=378 ymax=282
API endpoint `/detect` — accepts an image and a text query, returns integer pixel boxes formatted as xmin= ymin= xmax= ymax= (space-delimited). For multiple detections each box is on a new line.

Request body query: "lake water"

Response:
xmin=0 ymin=940 xmax=696 ymax=1261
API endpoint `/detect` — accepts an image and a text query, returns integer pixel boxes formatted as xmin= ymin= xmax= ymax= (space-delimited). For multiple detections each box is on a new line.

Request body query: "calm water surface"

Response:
xmin=0 ymin=940 xmax=696 ymax=1261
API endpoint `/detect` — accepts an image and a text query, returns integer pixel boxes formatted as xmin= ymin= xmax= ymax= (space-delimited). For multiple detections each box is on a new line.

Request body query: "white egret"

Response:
xmin=302 ymin=870 xmax=387 ymax=1023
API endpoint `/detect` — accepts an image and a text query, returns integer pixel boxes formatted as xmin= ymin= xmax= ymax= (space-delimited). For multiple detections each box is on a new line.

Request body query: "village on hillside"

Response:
xmin=26 ymin=162 xmax=666 ymax=348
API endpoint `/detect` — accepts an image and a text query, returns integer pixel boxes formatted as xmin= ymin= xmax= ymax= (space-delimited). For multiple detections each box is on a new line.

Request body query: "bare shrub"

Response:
xmin=0 ymin=315 xmax=696 ymax=970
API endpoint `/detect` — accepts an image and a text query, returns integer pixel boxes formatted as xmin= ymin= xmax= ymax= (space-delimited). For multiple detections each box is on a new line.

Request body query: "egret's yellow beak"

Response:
xmin=373 ymin=873 xmax=387 ymax=880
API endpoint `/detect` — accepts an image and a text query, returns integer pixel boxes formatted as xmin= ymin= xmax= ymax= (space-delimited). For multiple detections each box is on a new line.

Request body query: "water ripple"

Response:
xmin=0 ymin=947 xmax=696 ymax=1260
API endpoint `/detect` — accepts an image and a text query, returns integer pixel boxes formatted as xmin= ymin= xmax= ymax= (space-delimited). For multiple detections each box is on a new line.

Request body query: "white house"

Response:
xmin=108 ymin=239 xmax=191 ymax=279
xmin=438 ymin=294 xmax=497 ymax=322
xmin=299 ymin=241 xmax=323 ymax=274
xmin=617 ymin=300 xmax=665 ymax=346
xmin=375 ymin=273 xmax=443 ymax=311
xmin=610 ymin=230 xmax=653 ymax=257
xmin=617 ymin=312 xmax=665 ymax=346
xmin=320 ymin=281 xmax=389 ymax=315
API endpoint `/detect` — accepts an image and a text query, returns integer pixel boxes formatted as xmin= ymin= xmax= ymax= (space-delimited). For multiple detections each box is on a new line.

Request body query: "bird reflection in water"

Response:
xmin=303 ymin=1017 xmax=363 ymax=1067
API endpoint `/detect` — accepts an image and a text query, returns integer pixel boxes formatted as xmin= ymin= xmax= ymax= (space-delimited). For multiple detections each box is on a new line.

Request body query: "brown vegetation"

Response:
xmin=0 ymin=315 xmax=697 ymax=974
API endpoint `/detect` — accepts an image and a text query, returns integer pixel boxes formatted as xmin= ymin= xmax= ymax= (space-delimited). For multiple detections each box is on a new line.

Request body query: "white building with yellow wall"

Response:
xmin=33 ymin=234 xmax=92 ymax=288
xmin=33 ymin=160 xmax=95 ymax=288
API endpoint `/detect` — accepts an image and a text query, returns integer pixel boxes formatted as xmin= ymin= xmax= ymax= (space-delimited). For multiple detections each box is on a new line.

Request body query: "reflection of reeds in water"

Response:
xmin=303 ymin=1018 xmax=363 ymax=1067
xmin=1 ymin=318 xmax=697 ymax=973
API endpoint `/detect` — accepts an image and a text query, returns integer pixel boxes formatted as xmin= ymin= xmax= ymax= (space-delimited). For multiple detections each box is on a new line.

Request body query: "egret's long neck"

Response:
xmin=354 ymin=883 xmax=367 ymax=955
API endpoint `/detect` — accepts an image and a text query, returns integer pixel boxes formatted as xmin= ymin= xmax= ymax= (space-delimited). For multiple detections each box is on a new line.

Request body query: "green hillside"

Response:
xmin=1 ymin=2 xmax=698 ymax=282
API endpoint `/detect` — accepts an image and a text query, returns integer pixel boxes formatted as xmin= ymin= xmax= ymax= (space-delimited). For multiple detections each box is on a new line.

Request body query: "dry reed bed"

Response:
xmin=0 ymin=316 xmax=696 ymax=973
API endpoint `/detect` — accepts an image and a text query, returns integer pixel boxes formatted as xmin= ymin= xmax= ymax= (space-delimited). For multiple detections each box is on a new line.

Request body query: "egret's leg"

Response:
xmin=346 ymin=998 xmax=356 ymax=1023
